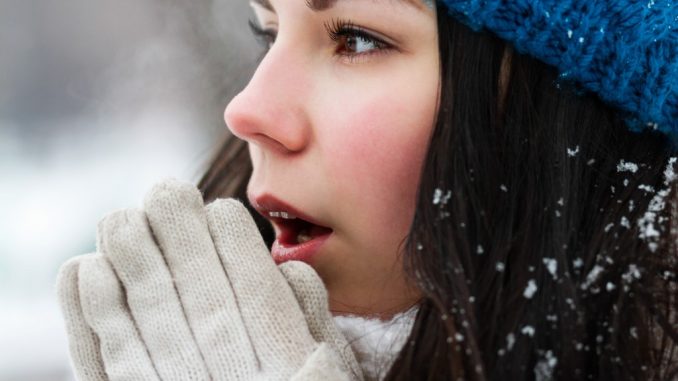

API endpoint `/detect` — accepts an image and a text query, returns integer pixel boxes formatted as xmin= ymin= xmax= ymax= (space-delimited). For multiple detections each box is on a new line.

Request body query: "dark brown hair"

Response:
xmin=199 ymin=5 xmax=678 ymax=380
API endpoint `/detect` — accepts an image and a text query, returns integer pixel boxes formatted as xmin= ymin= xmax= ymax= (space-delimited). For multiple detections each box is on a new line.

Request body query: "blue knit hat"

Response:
xmin=439 ymin=0 xmax=677 ymax=143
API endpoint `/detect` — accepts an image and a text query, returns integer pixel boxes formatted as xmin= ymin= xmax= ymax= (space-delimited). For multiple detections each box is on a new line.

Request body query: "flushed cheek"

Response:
xmin=323 ymin=96 xmax=433 ymax=246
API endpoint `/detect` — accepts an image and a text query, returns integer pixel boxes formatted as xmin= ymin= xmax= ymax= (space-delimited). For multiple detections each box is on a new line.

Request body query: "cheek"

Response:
xmin=323 ymin=94 xmax=435 ymax=241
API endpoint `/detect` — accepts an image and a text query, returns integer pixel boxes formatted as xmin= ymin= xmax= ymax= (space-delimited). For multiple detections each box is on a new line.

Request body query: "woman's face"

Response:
xmin=225 ymin=0 xmax=439 ymax=318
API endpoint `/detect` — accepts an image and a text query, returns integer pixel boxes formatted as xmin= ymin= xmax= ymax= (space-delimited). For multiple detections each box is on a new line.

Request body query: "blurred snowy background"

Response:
xmin=0 ymin=1 xmax=258 ymax=379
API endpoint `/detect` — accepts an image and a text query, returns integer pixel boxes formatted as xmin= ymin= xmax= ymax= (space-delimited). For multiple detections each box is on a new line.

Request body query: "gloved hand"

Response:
xmin=56 ymin=179 xmax=364 ymax=381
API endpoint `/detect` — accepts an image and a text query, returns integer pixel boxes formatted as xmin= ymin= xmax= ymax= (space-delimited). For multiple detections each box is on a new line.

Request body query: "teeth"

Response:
xmin=269 ymin=211 xmax=296 ymax=219
xmin=297 ymin=230 xmax=312 ymax=243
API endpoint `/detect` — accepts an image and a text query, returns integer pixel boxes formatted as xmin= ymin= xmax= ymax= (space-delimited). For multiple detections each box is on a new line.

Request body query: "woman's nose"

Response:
xmin=224 ymin=46 xmax=311 ymax=154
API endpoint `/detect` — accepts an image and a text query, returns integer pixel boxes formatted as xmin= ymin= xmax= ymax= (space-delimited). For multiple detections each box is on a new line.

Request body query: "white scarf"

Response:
xmin=333 ymin=306 xmax=418 ymax=381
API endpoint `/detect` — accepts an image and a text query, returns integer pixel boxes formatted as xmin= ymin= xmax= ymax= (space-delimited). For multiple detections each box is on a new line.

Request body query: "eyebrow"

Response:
xmin=250 ymin=0 xmax=424 ymax=13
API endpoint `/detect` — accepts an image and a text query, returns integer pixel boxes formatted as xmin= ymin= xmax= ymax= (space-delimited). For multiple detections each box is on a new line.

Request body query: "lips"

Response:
xmin=250 ymin=194 xmax=333 ymax=264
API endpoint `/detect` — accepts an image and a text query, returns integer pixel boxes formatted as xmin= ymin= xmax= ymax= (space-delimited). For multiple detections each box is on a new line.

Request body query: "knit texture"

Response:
xmin=333 ymin=306 xmax=418 ymax=381
xmin=440 ymin=0 xmax=677 ymax=141
xmin=57 ymin=179 xmax=363 ymax=381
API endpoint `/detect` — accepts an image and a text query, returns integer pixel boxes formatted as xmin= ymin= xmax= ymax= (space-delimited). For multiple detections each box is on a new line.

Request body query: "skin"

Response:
xmin=225 ymin=0 xmax=439 ymax=319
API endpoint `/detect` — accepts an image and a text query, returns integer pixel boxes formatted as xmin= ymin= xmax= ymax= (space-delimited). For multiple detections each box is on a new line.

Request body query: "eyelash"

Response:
xmin=247 ymin=19 xmax=275 ymax=55
xmin=247 ymin=18 xmax=393 ymax=63
xmin=324 ymin=18 xmax=392 ymax=62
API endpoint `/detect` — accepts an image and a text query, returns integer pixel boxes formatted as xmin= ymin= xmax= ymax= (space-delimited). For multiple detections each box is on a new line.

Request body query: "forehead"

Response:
xmin=250 ymin=0 xmax=430 ymax=13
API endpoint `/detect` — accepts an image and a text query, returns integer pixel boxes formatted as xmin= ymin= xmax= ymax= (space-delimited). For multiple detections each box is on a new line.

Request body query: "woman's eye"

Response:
xmin=248 ymin=19 xmax=276 ymax=51
xmin=334 ymin=32 xmax=389 ymax=55
xmin=247 ymin=18 xmax=392 ymax=62
xmin=325 ymin=19 xmax=392 ymax=60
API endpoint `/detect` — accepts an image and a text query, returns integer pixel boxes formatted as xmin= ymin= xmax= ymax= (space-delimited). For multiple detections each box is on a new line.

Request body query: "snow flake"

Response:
xmin=534 ymin=350 xmax=558 ymax=381
xmin=455 ymin=333 xmax=465 ymax=342
xmin=663 ymin=157 xmax=677 ymax=185
xmin=565 ymin=298 xmax=575 ymax=310
xmin=500 ymin=184 xmax=508 ymax=192
xmin=581 ymin=265 xmax=604 ymax=290
xmin=578 ymin=37 xmax=585 ymax=43
xmin=567 ymin=29 xmax=573 ymax=38
xmin=433 ymin=189 xmax=443 ymax=204
xmin=617 ymin=160 xmax=639 ymax=173
xmin=587 ymin=158 xmax=596 ymax=166
xmin=606 ymin=282 xmax=616 ymax=291
xmin=573 ymin=258 xmax=584 ymax=268
xmin=433 ymin=188 xmax=452 ymax=205
xmin=647 ymin=189 xmax=669 ymax=212
xmin=637 ymin=186 xmax=671 ymax=251
xmin=543 ymin=258 xmax=558 ymax=278
xmin=630 ymin=327 xmax=638 ymax=339
xmin=476 ymin=245 xmax=484 ymax=255
xmin=622 ymin=264 xmax=641 ymax=284
xmin=521 ymin=325 xmax=536 ymax=337
xmin=523 ymin=279 xmax=538 ymax=299
xmin=638 ymin=184 xmax=655 ymax=193
xmin=496 ymin=261 xmax=506 ymax=272
xmin=557 ymin=197 xmax=565 ymax=206
xmin=567 ymin=146 xmax=580 ymax=157
xmin=506 ymin=333 xmax=516 ymax=350
xmin=604 ymin=223 xmax=614 ymax=232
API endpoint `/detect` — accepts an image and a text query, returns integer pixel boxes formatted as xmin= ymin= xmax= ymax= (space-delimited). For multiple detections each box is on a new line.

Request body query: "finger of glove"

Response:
xmin=143 ymin=179 xmax=257 ymax=379
xmin=206 ymin=199 xmax=316 ymax=371
xmin=98 ymin=208 xmax=211 ymax=381
xmin=78 ymin=254 xmax=161 ymax=381
xmin=279 ymin=261 xmax=364 ymax=381
xmin=56 ymin=255 xmax=108 ymax=381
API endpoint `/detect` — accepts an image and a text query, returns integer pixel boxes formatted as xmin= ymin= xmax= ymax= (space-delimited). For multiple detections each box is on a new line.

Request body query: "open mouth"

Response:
xmin=249 ymin=195 xmax=334 ymax=250
xmin=252 ymin=199 xmax=334 ymax=264
xmin=268 ymin=212 xmax=333 ymax=246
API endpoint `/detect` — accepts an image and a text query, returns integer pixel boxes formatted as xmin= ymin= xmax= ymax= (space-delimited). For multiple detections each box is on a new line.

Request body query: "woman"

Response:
xmin=60 ymin=0 xmax=677 ymax=380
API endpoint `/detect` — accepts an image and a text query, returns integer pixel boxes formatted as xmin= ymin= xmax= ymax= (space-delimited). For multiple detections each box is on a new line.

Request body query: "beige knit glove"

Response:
xmin=56 ymin=179 xmax=363 ymax=381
